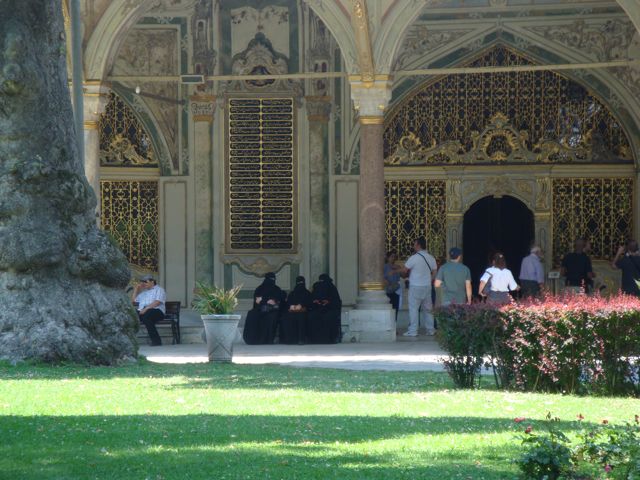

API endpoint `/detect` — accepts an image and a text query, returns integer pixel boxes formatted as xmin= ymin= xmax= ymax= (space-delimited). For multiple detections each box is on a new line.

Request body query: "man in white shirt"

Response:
xmin=132 ymin=274 xmax=166 ymax=346
xmin=402 ymin=237 xmax=437 ymax=337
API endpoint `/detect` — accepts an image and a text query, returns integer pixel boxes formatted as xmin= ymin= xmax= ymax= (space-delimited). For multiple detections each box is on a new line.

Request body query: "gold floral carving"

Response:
xmin=446 ymin=179 xmax=462 ymax=213
xmin=386 ymin=113 xmax=593 ymax=165
xmin=350 ymin=0 xmax=375 ymax=84
xmin=535 ymin=178 xmax=551 ymax=211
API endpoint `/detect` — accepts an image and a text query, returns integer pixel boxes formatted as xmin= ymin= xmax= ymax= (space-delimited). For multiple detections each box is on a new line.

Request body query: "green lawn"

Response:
xmin=0 ymin=361 xmax=638 ymax=480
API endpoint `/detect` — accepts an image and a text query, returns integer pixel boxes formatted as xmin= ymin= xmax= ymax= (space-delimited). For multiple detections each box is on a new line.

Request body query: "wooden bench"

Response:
xmin=134 ymin=301 xmax=181 ymax=345
xmin=162 ymin=301 xmax=181 ymax=344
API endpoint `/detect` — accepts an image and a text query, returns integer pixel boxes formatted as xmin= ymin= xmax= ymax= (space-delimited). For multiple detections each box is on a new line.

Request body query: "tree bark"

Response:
xmin=0 ymin=0 xmax=137 ymax=364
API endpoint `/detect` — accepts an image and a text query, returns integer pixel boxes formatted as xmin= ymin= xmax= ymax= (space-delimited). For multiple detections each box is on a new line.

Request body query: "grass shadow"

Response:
xmin=0 ymin=414 xmax=587 ymax=480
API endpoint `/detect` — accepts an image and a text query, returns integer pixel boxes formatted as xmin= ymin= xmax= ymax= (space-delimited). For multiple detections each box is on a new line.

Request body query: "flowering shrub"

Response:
xmin=514 ymin=414 xmax=640 ymax=480
xmin=435 ymin=293 xmax=640 ymax=395
xmin=516 ymin=413 xmax=574 ymax=480
xmin=575 ymin=416 xmax=640 ymax=479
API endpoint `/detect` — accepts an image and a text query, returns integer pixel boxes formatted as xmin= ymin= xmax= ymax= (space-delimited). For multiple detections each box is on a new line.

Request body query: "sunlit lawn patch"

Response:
xmin=0 ymin=361 xmax=637 ymax=479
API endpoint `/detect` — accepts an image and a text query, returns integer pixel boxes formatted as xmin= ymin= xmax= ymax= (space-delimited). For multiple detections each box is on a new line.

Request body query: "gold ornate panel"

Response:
xmin=552 ymin=178 xmax=634 ymax=265
xmin=100 ymin=180 xmax=159 ymax=271
xmin=385 ymin=180 xmax=446 ymax=261
xmin=226 ymin=97 xmax=296 ymax=252
xmin=99 ymin=92 xmax=158 ymax=168
xmin=385 ymin=45 xmax=632 ymax=165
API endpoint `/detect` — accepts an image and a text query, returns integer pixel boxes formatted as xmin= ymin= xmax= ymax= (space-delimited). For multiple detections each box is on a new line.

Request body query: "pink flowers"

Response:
xmin=604 ymin=465 xmax=612 ymax=472
xmin=514 ymin=417 xmax=526 ymax=423
xmin=524 ymin=426 xmax=533 ymax=434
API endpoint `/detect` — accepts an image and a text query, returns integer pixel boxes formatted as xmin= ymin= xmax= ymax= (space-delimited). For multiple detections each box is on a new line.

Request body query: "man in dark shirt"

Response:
xmin=561 ymin=238 xmax=594 ymax=292
xmin=611 ymin=240 xmax=640 ymax=296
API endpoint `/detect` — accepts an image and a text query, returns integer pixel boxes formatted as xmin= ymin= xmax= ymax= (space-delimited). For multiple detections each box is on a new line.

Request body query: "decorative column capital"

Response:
xmin=82 ymin=81 xmax=110 ymax=129
xmin=349 ymin=78 xmax=393 ymax=121
xmin=190 ymin=94 xmax=216 ymax=123
xmin=305 ymin=95 xmax=332 ymax=122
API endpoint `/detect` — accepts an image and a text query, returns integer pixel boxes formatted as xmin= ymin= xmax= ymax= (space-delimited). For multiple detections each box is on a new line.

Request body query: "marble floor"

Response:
xmin=139 ymin=337 xmax=448 ymax=371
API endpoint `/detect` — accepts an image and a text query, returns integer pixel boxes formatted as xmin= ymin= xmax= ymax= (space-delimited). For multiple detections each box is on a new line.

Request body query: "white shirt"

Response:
xmin=480 ymin=267 xmax=518 ymax=292
xmin=135 ymin=285 xmax=166 ymax=314
xmin=405 ymin=250 xmax=437 ymax=287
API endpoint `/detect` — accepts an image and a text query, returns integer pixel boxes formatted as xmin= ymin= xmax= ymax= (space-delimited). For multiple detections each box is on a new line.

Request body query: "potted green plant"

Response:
xmin=193 ymin=282 xmax=242 ymax=362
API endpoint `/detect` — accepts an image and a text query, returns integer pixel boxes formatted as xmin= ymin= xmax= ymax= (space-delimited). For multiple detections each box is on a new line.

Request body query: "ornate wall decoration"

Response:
xmin=100 ymin=180 xmax=159 ymax=271
xmin=552 ymin=178 xmax=634 ymax=265
xmin=308 ymin=9 xmax=332 ymax=97
xmin=385 ymin=180 xmax=446 ymax=261
xmin=226 ymin=97 xmax=296 ymax=252
xmin=528 ymin=19 xmax=636 ymax=63
xmin=224 ymin=32 xmax=301 ymax=94
xmin=99 ymin=92 xmax=158 ymax=167
xmin=192 ymin=0 xmax=216 ymax=83
xmin=230 ymin=5 xmax=290 ymax=59
xmin=394 ymin=26 xmax=475 ymax=70
xmin=384 ymin=45 xmax=633 ymax=164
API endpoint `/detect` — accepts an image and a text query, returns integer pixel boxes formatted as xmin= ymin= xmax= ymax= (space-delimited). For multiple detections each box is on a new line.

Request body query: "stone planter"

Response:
xmin=201 ymin=314 xmax=241 ymax=362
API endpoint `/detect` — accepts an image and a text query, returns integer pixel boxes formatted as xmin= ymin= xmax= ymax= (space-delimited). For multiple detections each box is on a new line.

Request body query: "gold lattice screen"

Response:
xmin=99 ymin=92 xmax=157 ymax=168
xmin=552 ymin=178 xmax=634 ymax=265
xmin=100 ymin=181 xmax=159 ymax=271
xmin=385 ymin=180 xmax=446 ymax=261
xmin=384 ymin=45 xmax=631 ymax=162
xmin=226 ymin=98 xmax=295 ymax=251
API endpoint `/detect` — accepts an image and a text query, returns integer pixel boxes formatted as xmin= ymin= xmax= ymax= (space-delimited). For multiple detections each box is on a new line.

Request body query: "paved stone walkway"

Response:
xmin=139 ymin=337 xmax=447 ymax=371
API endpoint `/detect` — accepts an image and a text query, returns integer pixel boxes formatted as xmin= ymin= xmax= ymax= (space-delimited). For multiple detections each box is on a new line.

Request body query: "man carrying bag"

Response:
xmin=401 ymin=237 xmax=437 ymax=337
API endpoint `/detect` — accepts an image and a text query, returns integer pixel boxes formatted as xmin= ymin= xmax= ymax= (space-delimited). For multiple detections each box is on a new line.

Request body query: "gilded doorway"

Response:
xmin=463 ymin=195 xmax=534 ymax=290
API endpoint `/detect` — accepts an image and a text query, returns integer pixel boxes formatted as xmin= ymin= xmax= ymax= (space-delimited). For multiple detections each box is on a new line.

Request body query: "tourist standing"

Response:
xmin=611 ymin=240 xmax=640 ymax=297
xmin=132 ymin=274 xmax=166 ymax=346
xmin=384 ymin=252 xmax=402 ymax=318
xmin=434 ymin=247 xmax=471 ymax=306
xmin=519 ymin=246 xmax=545 ymax=297
xmin=479 ymin=252 xmax=519 ymax=305
xmin=402 ymin=237 xmax=437 ymax=337
xmin=561 ymin=238 xmax=594 ymax=293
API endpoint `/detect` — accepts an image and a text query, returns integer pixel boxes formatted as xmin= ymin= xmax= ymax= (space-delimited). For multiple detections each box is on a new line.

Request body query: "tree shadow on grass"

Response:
xmin=0 ymin=414 xmax=580 ymax=480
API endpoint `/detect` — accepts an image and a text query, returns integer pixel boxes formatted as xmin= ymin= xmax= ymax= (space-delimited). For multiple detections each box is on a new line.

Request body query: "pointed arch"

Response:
xmin=84 ymin=0 xmax=151 ymax=80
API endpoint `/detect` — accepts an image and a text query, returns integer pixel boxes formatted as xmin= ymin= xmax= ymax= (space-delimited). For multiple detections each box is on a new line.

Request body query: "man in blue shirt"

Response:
xmin=519 ymin=246 xmax=545 ymax=297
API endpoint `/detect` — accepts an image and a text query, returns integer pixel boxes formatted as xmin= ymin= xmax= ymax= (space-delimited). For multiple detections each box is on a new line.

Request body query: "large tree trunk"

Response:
xmin=0 ymin=0 xmax=138 ymax=364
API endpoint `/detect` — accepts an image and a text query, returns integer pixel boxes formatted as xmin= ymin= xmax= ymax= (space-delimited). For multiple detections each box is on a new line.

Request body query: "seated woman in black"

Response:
xmin=307 ymin=274 xmax=342 ymax=344
xmin=242 ymin=272 xmax=284 ymax=345
xmin=280 ymin=276 xmax=312 ymax=345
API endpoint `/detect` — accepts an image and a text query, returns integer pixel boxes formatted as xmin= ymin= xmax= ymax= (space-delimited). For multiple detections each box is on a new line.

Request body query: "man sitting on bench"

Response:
xmin=132 ymin=274 xmax=166 ymax=346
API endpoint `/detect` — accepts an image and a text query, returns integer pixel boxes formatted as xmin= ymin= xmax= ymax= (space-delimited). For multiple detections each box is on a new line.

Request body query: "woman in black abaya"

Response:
xmin=279 ymin=276 xmax=312 ymax=345
xmin=242 ymin=272 xmax=285 ymax=345
xmin=307 ymin=274 xmax=342 ymax=344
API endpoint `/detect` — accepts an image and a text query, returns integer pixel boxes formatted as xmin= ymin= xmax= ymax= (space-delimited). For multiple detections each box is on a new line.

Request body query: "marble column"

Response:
xmin=306 ymin=96 xmax=331 ymax=281
xmin=191 ymin=95 xmax=216 ymax=284
xmin=347 ymin=81 xmax=395 ymax=342
xmin=82 ymin=81 xmax=110 ymax=216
